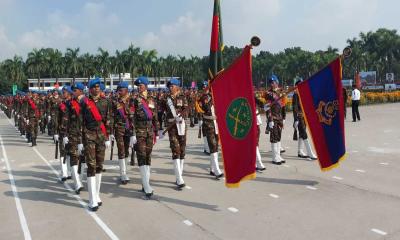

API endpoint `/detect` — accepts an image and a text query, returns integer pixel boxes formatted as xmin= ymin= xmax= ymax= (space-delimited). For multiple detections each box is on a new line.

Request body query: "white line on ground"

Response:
xmin=380 ymin=163 xmax=389 ymax=166
xmin=282 ymin=164 xmax=290 ymax=168
xmin=269 ymin=194 xmax=279 ymax=199
xmin=0 ymin=135 xmax=32 ymax=240
xmin=306 ymin=186 xmax=318 ymax=190
xmin=355 ymin=169 xmax=366 ymax=173
xmin=351 ymin=150 xmax=359 ymax=153
xmin=185 ymin=186 xmax=192 ymax=190
xmin=183 ymin=220 xmax=193 ymax=226
xmin=332 ymin=176 xmax=343 ymax=180
xmin=371 ymin=228 xmax=387 ymax=236
xmin=228 ymin=207 xmax=239 ymax=213
xmin=32 ymin=147 xmax=120 ymax=240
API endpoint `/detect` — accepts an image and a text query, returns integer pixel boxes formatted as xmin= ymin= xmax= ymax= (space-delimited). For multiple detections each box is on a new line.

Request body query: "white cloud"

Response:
xmin=0 ymin=25 xmax=17 ymax=58
xmin=140 ymin=12 xmax=208 ymax=56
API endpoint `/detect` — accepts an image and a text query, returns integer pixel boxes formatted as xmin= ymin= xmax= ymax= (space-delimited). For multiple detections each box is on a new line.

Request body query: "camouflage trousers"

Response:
xmin=136 ymin=124 xmax=154 ymax=166
xmin=18 ymin=116 xmax=25 ymax=134
xmin=167 ymin=123 xmax=186 ymax=159
xmin=269 ymin=120 xmax=283 ymax=143
xmin=14 ymin=113 xmax=18 ymax=126
xmin=28 ymin=117 xmax=38 ymax=139
xmin=202 ymin=120 xmax=219 ymax=154
xmin=58 ymin=133 xmax=66 ymax=157
xmin=68 ymin=134 xmax=81 ymax=166
xmin=115 ymin=126 xmax=130 ymax=159
xmin=84 ymin=129 xmax=106 ymax=177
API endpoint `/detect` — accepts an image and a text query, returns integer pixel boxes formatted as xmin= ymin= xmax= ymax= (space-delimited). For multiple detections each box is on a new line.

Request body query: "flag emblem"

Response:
xmin=316 ymin=100 xmax=339 ymax=126
xmin=226 ymin=98 xmax=253 ymax=139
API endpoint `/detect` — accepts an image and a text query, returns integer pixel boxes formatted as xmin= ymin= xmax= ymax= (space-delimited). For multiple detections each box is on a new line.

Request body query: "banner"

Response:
xmin=297 ymin=58 xmax=346 ymax=171
xmin=211 ymin=46 xmax=257 ymax=187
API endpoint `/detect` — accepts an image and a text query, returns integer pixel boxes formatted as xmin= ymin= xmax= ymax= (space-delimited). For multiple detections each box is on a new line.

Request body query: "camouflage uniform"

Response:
xmin=112 ymin=94 xmax=135 ymax=183
xmin=292 ymin=92 xmax=317 ymax=160
xmin=81 ymin=95 xmax=111 ymax=177
xmin=48 ymin=95 xmax=62 ymax=136
xmin=133 ymin=93 xmax=158 ymax=166
xmin=196 ymin=90 xmax=224 ymax=178
xmin=25 ymin=95 xmax=41 ymax=146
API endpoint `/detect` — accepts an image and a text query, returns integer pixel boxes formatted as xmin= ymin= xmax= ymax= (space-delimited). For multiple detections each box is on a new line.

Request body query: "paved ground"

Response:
xmin=0 ymin=103 xmax=399 ymax=240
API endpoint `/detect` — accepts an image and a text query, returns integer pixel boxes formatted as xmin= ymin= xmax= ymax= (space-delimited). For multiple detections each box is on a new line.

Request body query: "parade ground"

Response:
xmin=0 ymin=103 xmax=399 ymax=240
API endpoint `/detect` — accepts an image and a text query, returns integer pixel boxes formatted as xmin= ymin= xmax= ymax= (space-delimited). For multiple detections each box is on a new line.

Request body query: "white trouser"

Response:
xmin=210 ymin=152 xmax=223 ymax=175
xmin=173 ymin=159 xmax=184 ymax=185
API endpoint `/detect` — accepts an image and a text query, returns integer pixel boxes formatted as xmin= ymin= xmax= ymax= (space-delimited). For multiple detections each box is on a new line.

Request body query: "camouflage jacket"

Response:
xmin=132 ymin=93 xmax=159 ymax=137
xmin=160 ymin=92 xmax=188 ymax=121
xmin=80 ymin=95 xmax=112 ymax=136
xmin=112 ymin=94 xmax=135 ymax=136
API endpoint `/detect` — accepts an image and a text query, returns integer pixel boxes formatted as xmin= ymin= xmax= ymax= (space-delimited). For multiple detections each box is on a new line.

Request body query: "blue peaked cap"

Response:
xmin=134 ymin=76 xmax=149 ymax=86
xmin=268 ymin=74 xmax=279 ymax=84
xmin=88 ymin=78 xmax=101 ymax=89
xmin=167 ymin=78 xmax=180 ymax=88
xmin=117 ymin=81 xmax=129 ymax=89
xmin=72 ymin=83 xmax=85 ymax=91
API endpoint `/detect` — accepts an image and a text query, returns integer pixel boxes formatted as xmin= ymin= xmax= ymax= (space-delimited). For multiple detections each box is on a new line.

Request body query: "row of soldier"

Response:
xmin=0 ymin=75 xmax=317 ymax=212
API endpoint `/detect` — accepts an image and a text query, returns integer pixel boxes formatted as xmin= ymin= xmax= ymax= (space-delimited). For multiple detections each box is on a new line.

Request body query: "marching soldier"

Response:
xmin=160 ymin=78 xmax=187 ymax=188
xmin=67 ymin=83 xmax=85 ymax=194
xmin=254 ymin=97 xmax=266 ymax=171
xmin=25 ymin=91 xmax=41 ymax=146
xmin=80 ymin=78 xmax=112 ymax=211
xmin=264 ymin=75 xmax=285 ymax=165
xmin=132 ymin=76 xmax=159 ymax=197
xmin=196 ymin=81 xmax=224 ymax=179
xmin=112 ymin=81 xmax=134 ymax=185
xmin=292 ymin=79 xmax=317 ymax=160
xmin=48 ymin=89 xmax=62 ymax=136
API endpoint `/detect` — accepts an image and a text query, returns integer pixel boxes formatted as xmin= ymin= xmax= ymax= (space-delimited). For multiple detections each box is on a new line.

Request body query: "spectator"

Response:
xmin=351 ymin=85 xmax=361 ymax=122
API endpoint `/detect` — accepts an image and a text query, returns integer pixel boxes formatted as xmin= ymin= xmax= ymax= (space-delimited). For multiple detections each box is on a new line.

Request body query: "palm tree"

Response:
xmin=65 ymin=48 xmax=80 ymax=85
xmin=123 ymin=44 xmax=141 ymax=85
xmin=26 ymin=48 xmax=47 ymax=90
xmin=80 ymin=53 xmax=96 ymax=84
xmin=96 ymin=47 xmax=111 ymax=84
xmin=46 ymin=49 xmax=64 ymax=85
xmin=4 ymin=55 xmax=25 ymax=87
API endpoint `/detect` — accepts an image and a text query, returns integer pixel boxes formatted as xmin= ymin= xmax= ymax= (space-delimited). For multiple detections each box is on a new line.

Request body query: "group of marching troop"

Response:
xmin=0 ymin=74 xmax=317 ymax=211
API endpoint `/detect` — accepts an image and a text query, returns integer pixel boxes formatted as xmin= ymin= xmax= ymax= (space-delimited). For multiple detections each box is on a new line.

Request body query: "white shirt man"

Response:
xmin=351 ymin=87 xmax=361 ymax=122
xmin=351 ymin=88 xmax=361 ymax=101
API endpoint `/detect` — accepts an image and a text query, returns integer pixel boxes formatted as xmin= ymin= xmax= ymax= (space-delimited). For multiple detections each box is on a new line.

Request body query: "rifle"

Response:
xmin=78 ymin=153 xmax=85 ymax=175
xmin=55 ymin=140 xmax=59 ymax=159
xmin=162 ymin=107 xmax=191 ymax=136
xmin=109 ymin=139 xmax=114 ymax=161
xmin=198 ymin=122 xmax=202 ymax=139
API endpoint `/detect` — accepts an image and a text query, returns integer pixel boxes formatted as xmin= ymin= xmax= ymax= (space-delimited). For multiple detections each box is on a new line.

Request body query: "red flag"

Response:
xmin=355 ymin=71 xmax=361 ymax=89
xmin=211 ymin=46 xmax=257 ymax=188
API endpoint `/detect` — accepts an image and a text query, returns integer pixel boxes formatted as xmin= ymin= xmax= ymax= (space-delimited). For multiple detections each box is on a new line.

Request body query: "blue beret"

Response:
xmin=202 ymin=80 xmax=209 ymax=87
xmin=268 ymin=74 xmax=279 ymax=84
xmin=167 ymin=78 xmax=180 ymax=88
xmin=89 ymin=78 xmax=101 ymax=89
xmin=63 ymin=86 xmax=73 ymax=94
xmin=117 ymin=81 xmax=129 ymax=89
xmin=73 ymin=83 xmax=85 ymax=91
xmin=134 ymin=76 xmax=149 ymax=86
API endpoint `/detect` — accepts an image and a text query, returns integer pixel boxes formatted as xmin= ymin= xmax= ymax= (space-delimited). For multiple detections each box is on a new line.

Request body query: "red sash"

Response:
xmin=83 ymin=97 xmax=107 ymax=137
xmin=28 ymin=98 xmax=40 ymax=118
xmin=71 ymin=100 xmax=81 ymax=115
xmin=59 ymin=102 xmax=67 ymax=112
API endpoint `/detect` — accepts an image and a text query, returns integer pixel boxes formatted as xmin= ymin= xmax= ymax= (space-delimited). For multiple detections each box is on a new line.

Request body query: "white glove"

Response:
xmin=264 ymin=104 xmax=270 ymax=111
xmin=109 ymin=134 xmax=115 ymax=141
xmin=175 ymin=115 xmax=183 ymax=123
xmin=17 ymin=114 xmax=20 ymax=118
xmin=156 ymin=136 xmax=160 ymax=141
xmin=63 ymin=136 xmax=69 ymax=146
xmin=198 ymin=120 xmax=203 ymax=127
xmin=26 ymin=119 xmax=29 ymax=125
xmin=78 ymin=144 xmax=84 ymax=154
xmin=129 ymin=136 xmax=137 ymax=148
xmin=53 ymin=134 xmax=59 ymax=142
xmin=283 ymin=119 xmax=286 ymax=125
xmin=158 ymin=130 xmax=164 ymax=139
xmin=105 ymin=140 xmax=111 ymax=149
xmin=294 ymin=121 xmax=299 ymax=129
xmin=268 ymin=121 xmax=274 ymax=129
xmin=48 ymin=116 xmax=51 ymax=121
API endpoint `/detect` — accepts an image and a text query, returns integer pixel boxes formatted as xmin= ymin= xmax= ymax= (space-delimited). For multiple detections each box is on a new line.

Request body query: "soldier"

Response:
xmin=25 ymin=91 xmax=41 ymax=146
xmin=48 ymin=89 xmax=62 ymax=136
xmin=54 ymin=87 xmax=73 ymax=181
xmin=264 ymin=75 xmax=285 ymax=165
xmin=80 ymin=78 xmax=112 ymax=211
xmin=112 ymin=81 xmax=134 ymax=185
xmin=159 ymin=78 xmax=187 ymax=188
xmin=67 ymin=83 xmax=85 ymax=194
xmin=196 ymin=81 xmax=224 ymax=179
xmin=292 ymin=79 xmax=317 ymax=160
xmin=132 ymin=76 xmax=159 ymax=197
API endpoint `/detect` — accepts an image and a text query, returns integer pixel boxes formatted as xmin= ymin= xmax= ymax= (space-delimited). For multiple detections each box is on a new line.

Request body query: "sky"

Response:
xmin=0 ymin=0 xmax=399 ymax=61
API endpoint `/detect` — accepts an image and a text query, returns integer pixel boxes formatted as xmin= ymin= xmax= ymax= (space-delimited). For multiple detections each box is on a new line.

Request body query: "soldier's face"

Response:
xmin=169 ymin=85 xmax=179 ymax=95
xmin=118 ymin=88 xmax=128 ymax=97
xmin=73 ymin=89 xmax=82 ymax=98
xmin=138 ymin=84 xmax=146 ymax=93
xmin=271 ymin=81 xmax=278 ymax=89
xmin=90 ymin=85 xmax=100 ymax=96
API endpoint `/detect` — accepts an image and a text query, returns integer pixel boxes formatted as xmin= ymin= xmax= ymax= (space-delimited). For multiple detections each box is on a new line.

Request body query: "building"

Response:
xmin=27 ymin=74 xmax=178 ymax=91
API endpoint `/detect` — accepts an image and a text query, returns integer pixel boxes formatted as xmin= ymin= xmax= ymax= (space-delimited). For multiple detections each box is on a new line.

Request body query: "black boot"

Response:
xmin=32 ymin=138 xmax=37 ymax=146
